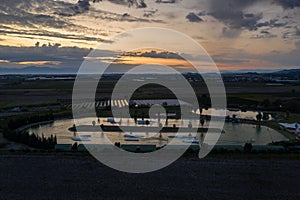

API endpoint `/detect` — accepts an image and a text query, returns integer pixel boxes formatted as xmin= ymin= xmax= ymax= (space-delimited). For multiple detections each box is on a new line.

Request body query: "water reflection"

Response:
xmin=194 ymin=108 xmax=273 ymax=121
xmin=27 ymin=118 xmax=288 ymax=146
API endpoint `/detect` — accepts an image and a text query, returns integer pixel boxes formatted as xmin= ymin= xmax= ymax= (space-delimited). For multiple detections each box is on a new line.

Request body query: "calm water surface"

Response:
xmin=27 ymin=117 xmax=288 ymax=146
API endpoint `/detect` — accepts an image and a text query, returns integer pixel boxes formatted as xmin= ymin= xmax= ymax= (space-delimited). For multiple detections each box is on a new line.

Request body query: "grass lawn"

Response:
xmin=228 ymin=93 xmax=272 ymax=102
xmin=279 ymin=113 xmax=300 ymax=123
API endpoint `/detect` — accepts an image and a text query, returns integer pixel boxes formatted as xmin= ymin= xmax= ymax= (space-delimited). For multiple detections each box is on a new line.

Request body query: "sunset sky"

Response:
xmin=0 ymin=0 xmax=300 ymax=72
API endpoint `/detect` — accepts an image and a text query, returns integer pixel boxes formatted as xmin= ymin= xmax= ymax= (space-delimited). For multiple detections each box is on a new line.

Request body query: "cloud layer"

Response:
xmin=0 ymin=0 xmax=299 ymax=71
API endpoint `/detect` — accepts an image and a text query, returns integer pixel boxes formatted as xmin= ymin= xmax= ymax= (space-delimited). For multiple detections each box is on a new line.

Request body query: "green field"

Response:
xmin=0 ymin=76 xmax=300 ymax=115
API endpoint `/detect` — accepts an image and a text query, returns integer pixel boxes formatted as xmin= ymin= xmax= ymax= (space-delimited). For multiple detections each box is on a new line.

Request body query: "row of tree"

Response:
xmin=7 ymin=113 xmax=54 ymax=130
xmin=3 ymin=130 xmax=57 ymax=149
xmin=3 ymin=113 xmax=57 ymax=149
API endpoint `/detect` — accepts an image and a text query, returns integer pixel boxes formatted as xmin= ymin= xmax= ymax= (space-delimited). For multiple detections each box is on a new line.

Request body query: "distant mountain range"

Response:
xmin=0 ymin=66 xmax=77 ymax=74
xmin=272 ymin=69 xmax=300 ymax=75
xmin=221 ymin=69 xmax=281 ymax=74
xmin=220 ymin=68 xmax=300 ymax=75
xmin=0 ymin=66 xmax=299 ymax=75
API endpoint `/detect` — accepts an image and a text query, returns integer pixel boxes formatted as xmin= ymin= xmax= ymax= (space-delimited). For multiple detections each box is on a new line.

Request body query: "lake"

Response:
xmin=27 ymin=117 xmax=288 ymax=146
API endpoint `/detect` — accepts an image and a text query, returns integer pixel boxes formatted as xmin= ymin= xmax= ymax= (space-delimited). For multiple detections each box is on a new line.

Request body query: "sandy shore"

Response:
xmin=0 ymin=154 xmax=299 ymax=199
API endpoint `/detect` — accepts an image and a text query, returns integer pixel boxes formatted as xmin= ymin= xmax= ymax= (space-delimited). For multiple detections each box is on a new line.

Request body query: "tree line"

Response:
xmin=7 ymin=113 xmax=54 ymax=130
xmin=3 ymin=113 xmax=57 ymax=149
xmin=3 ymin=130 xmax=57 ymax=149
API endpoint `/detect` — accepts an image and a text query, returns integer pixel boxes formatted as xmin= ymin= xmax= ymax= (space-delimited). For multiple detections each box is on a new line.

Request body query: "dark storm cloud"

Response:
xmin=256 ymin=19 xmax=288 ymax=28
xmin=0 ymin=7 xmax=109 ymax=43
xmin=222 ymin=27 xmax=242 ymax=38
xmin=137 ymin=0 xmax=147 ymax=8
xmin=55 ymin=0 xmax=91 ymax=16
xmin=0 ymin=45 xmax=120 ymax=70
xmin=186 ymin=13 xmax=203 ymax=23
xmin=0 ymin=0 xmax=83 ymax=28
xmin=107 ymin=0 xmax=147 ymax=8
xmin=0 ymin=0 xmax=158 ymax=43
xmin=205 ymin=0 xmax=300 ymax=38
xmin=207 ymin=0 xmax=258 ymax=22
xmin=198 ymin=11 xmax=207 ymax=17
xmin=2 ymin=0 xmax=90 ymax=19
xmin=0 ymin=28 xmax=107 ymax=43
xmin=240 ymin=13 xmax=263 ymax=31
xmin=123 ymin=50 xmax=210 ymax=62
xmin=295 ymin=27 xmax=300 ymax=36
xmin=0 ymin=11 xmax=69 ymax=29
xmin=88 ymin=9 xmax=163 ymax=23
xmin=155 ymin=0 xmax=177 ymax=3
xmin=282 ymin=31 xmax=291 ymax=39
xmin=207 ymin=12 xmax=261 ymax=37
xmin=124 ymin=50 xmax=182 ymax=59
xmin=250 ymin=30 xmax=277 ymax=39
xmin=0 ymin=45 xmax=88 ymax=63
xmin=273 ymin=0 xmax=300 ymax=9
xmin=143 ymin=9 xmax=158 ymax=18
xmin=0 ymin=0 xmax=121 ymax=27
xmin=207 ymin=0 xmax=263 ymax=31
xmin=256 ymin=21 xmax=270 ymax=28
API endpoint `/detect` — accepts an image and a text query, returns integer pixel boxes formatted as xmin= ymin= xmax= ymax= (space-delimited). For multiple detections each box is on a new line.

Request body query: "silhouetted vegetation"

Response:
xmin=243 ymin=143 xmax=253 ymax=153
xmin=3 ymin=129 xmax=57 ymax=149
xmin=71 ymin=142 xmax=78 ymax=151
xmin=3 ymin=113 xmax=57 ymax=149
xmin=7 ymin=113 xmax=54 ymax=130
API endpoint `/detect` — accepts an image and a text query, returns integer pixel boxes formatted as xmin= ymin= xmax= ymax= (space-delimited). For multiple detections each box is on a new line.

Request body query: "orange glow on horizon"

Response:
xmin=16 ymin=61 xmax=61 ymax=66
xmin=115 ymin=56 xmax=189 ymax=67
